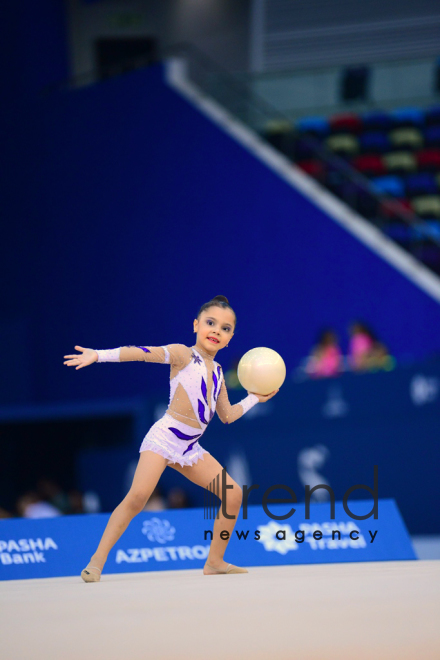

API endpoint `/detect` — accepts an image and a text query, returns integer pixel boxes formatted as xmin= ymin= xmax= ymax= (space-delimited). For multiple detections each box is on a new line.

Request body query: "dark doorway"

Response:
xmin=95 ymin=37 xmax=158 ymax=80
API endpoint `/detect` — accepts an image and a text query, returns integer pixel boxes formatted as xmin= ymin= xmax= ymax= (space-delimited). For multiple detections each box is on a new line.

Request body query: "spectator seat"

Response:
xmin=416 ymin=149 xmax=440 ymax=171
xmin=371 ymin=175 xmax=405 ymax=197
xmin=359 ymin=131 xmax=390 ymax=153
xmin=383 ymin=151 xmax=417 ymax=174
xmin=423 ymin=125 xmax=440 ymax=148
xmin=329 ymin=112 xmax=363 ymax=134
xmin=296 ymin=116 xmax=329 ymax=137
xmin=351 ymin=154 xmax=385 ymax=177
xmin=405 ymin=173 xmax=438 ymax=197
xmin=325 ymin=134 xmax=359 ymax=156
xmin=389 ymin=128 xmax=424 ymax=151
xmin=412 ymin=195 xmax=440 ymax=218
xmin=361 ymin=110 xmax=392 ymax=131
xmin=390 ymin=107 xmax=425 ymax=128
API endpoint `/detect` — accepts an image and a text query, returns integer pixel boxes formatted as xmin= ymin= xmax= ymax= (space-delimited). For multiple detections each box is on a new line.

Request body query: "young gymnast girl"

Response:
xmin=63 ymin=295 xmax=279 ymax=581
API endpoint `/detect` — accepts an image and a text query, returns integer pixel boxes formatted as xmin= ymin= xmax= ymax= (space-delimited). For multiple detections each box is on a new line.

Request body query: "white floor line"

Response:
xmin=165 ymin=58 xmax=440 ymax=304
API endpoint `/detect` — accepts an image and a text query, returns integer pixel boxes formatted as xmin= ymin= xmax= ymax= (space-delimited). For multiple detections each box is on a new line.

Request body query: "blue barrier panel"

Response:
xmin=0 ymin=499 xmax=415 ymax=581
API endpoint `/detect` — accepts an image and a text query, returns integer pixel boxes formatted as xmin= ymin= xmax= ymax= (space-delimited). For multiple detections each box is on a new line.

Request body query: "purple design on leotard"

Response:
xmin=169 ymin=427 xmax=202 ymax=441
xmin=191 ymin=352 xmax=202 ymax=365
xmin=212 ymin=371 xmax=218 ymax=399
xmin=201 ymin=377 xmax=208 ymax=406
xmin=214 ymin=367 xmax=222 ymax=401
xmin=135 ymin=346 xmax=151 ymax=353
xmin=198 ymin=399 xmax=208 ymax=425
xmin=183 ymin=440 xmax=199 ymax=455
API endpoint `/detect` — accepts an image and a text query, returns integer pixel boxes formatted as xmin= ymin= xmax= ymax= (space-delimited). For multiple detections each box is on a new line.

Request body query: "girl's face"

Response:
xmin=194 ymin=307 xmax=235 ymax=351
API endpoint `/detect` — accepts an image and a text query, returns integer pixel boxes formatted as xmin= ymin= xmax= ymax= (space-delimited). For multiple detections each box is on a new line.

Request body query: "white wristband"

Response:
xmin=95 ymin=348 xmax=121 ymax=363
xmin=240 ymin=393 xmax=259 ymax=414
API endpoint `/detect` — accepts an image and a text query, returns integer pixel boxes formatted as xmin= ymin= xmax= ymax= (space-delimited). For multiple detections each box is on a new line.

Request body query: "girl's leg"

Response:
xmin=168 ymin=453 xmax=243 ymax=574
xmin=86 ymin=450 xmax=168 ymax=571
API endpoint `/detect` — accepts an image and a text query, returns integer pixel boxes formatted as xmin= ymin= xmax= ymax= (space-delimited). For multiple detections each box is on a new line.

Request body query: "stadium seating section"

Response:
xmin=263 ymin=106 xmax=440 ymax=273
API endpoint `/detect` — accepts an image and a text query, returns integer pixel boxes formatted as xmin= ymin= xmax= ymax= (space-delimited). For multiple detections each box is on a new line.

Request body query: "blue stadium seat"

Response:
xmin=391 ymin=107 xmax=425 ymax=127
xmin=412 ymin=220 xmax=440 ymax=240
xmin=359 ymin=131 xmax=390 ymax=153
xmin=383 ymin=223 xmax=412 ymax=242
xmin=424 ymin=125 xmax=440 ymax=147
xmin=405 ymin=173 xmax=438 ymax=197
xmin=361 ymin=110 xmax=392 ymax=131
xmin=372 ymin=175 xmax=405 ymax=197
xmin=425 ymin=106 xmax=440 ymax=125
xmin=296 ymin=116 xmax=329 ymax=137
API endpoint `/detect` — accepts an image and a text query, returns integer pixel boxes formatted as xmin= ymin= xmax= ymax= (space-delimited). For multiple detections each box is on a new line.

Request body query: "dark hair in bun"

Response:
xmin=197 ymin=295 xmax=236 ymax=330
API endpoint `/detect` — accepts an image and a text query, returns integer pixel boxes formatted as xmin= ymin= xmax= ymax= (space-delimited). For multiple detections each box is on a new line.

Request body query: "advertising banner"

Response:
xmin=0 ymin=498 xmax=415 ymax=581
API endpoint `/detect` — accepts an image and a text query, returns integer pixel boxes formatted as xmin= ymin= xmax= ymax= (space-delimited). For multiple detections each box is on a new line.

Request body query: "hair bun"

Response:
xmin=212 ymin=295 xmax=229 ymax=304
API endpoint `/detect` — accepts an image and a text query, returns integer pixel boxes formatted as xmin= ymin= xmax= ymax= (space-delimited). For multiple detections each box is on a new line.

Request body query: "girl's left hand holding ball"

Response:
xmin=63 ymin=346 xmax=98 ymax=370
xmin=249 ymin=389 xmax=279 ymax=403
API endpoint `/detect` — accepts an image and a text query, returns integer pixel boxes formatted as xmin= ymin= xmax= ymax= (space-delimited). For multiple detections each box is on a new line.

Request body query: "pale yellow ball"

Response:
xmin=237 ymin=347 xmax=286 ymax=396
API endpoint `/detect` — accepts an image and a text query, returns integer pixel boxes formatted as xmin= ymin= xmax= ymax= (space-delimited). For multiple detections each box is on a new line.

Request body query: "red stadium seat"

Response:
xmin=352 ymin=154 xmax=385 ymax=177
xmin=380 ymin=198 xmax=413 ymax=220
xmin=296 ymin=159 xmax=326 ymax=181
xmin=416 ymin=149 xmax=440 ymax=171
xmin=330 ymin=112 xmax=363 ymax=134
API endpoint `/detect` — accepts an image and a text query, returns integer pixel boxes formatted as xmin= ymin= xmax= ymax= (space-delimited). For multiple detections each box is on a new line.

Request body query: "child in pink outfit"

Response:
xmin=307 ymin=329 xmax=342 ymax=378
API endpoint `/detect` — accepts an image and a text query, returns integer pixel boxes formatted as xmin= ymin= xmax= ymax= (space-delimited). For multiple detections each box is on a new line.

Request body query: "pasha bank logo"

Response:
xmin=141 ymin=518 xmax=176 ymax=543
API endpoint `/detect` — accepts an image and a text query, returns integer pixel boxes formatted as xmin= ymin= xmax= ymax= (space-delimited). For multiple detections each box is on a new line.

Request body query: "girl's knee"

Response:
xmin=124 ymin=490 xmax=148 ymax=514
xmin=228 ymin=484 xmax=243 ymax=510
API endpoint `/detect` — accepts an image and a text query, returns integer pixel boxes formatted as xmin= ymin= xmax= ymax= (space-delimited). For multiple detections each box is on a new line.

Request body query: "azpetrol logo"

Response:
xmin=203 ymin=466 xmax=378 ymax=546
xmin=115 ymin=517 xmax=208 ymax=565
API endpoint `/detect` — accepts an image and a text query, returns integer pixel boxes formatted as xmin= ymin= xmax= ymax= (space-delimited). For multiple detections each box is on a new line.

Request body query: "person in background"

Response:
xmin=143 ymin=484 xmax=167 ymax=511
xmin=68 ymin=489 xmax=85 ymax=514
xmin=37 ymin=477 xmax=71 ymax=514
xmin=16 ymin=491 xmax=62 ymax=518
xmin=0 ymin=506 xmax=12 ymax=518
xmin=167 ymin=487 xmax=190 ymax=509
xmin=348 ymin=321 xmax=392 ymax=371
xmin=306 ymin=329 xmax=343 ymax=378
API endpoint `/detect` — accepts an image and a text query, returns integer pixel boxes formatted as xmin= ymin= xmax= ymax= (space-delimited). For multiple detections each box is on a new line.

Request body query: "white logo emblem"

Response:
xmin=141 ymin=518 xmax=176 ymax=543
xmin=297 ymin=444 xmax=331 ymax=502
xmin=257 ymin=522 xmax=298 ymax=555
xmin=322 ymin=385 xmax=349 ymax=418
xmin=410 ymin=375 xmax=439 ymax=405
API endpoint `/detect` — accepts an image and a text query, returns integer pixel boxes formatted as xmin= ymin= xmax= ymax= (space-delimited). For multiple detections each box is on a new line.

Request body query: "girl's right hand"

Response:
xmin=64 ymin=346 xmax=98 ymax=370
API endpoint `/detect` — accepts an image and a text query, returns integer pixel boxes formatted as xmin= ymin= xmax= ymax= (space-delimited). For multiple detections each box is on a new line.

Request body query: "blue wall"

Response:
xmin=3 ymin=58 xmax=440 ymax=406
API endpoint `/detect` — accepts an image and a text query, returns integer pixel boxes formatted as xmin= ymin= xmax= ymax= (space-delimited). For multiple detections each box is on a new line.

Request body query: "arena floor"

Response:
xmin=1 ymin=560 xmax=440 ymax=659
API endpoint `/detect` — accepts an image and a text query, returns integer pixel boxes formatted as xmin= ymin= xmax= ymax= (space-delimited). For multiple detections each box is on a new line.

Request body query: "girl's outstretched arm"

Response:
xmin=64 ymin=343 xmax=189 ymax=370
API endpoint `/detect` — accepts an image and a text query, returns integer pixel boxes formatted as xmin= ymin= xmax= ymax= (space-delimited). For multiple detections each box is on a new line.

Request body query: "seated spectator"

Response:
xmin=16 ymin=491 xmax=62 ymax=518
xmin=348 ymin=321 xmax=391 ymax=371
xmin=143 ymin=485 xmax=167 ymax=511
xmin=0 ymin=506 xmax=12 ymax=519
xmin=306 ymin=329 xmax=343 ymax=378
xmin=37 ymin=477 xmax=71 ymax=514
xmin=167 ymin=487 xmax=190 ymax=509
